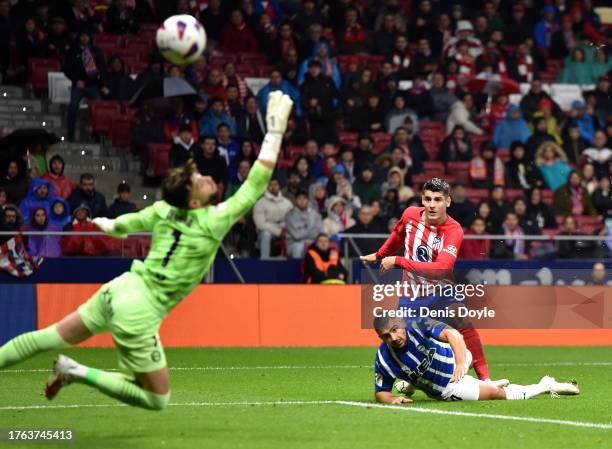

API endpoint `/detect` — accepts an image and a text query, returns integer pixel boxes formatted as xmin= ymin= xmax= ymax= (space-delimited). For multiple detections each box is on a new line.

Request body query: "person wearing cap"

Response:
xmin=534 ymin=5 xmax=560 ymax=50
xmin=566 ymin=100 xmax=595 ymax=143
xmin=285 ymin=190 xmax=322 ymax=259
xmin=444 ymin=20 xmax=483 ymax=59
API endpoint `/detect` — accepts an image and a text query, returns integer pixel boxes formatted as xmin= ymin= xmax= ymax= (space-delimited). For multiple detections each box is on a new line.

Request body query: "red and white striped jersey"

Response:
xmin=375 ymin=207 xmax=464 ymax=276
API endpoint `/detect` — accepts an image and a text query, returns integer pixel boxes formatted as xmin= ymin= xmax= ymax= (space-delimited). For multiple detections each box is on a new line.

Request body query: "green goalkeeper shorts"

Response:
xmin=78 ymin=271 xmax=167 ymax=373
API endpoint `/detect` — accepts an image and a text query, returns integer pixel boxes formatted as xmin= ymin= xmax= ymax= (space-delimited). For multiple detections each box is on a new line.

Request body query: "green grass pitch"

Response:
xmin=1 ymin=346 xmax=611 ymax=449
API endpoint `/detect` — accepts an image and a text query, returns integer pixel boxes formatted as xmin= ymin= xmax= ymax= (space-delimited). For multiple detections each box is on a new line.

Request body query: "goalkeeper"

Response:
xmin=0 ymin=92 xmax=294 ymax=411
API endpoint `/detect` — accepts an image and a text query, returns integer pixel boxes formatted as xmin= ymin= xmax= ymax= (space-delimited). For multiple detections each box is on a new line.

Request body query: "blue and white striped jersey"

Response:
xmin=374 ymin=319 xmax=455 ymax=398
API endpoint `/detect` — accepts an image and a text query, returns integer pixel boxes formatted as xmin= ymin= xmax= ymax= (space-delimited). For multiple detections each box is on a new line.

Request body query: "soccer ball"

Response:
xmin=394 ymin=380 xmax=416 ymax=396
xmin=156 ymin=15 xmax=207 ymax=65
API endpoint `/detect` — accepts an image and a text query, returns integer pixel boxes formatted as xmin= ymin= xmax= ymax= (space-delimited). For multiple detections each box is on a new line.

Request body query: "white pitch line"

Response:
xmin=0 ymin=400 xmax=611 ymax=430
xmin=336 ymin=401 xmax=612 ymax=430
xmin=3 ymin=361 xmax=612 ymax=374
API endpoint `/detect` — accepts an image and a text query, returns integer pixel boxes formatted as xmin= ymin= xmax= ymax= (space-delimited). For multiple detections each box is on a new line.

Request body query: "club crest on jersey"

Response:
xmin=432 ymin=236 xmax=442 ymax=251
xmin=416 ymin=245 xmax=431 ymax=261
xmin=443 ymin=245 xmax=458 ymax=256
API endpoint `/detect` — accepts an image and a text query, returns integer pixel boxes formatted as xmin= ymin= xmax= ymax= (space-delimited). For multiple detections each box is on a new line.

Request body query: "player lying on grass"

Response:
xmin=0 ymin=92 xmax=294 ymax=411
xmin=361 ymin=178 xmax=492 ymax=382
xmin=373 ymin=316 xmax=579 ymax=404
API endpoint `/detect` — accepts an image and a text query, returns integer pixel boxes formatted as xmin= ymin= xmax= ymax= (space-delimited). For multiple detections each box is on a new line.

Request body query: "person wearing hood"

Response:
xmin=100 ymin=55 xmax=133 ymax=101
xmin=381 ymin=167 xmax=414 ymax=204
xmin=253 ymin=178 xmax=293 ymax=259
xmin=519 ymin=79 xmax=563 ymax=123
xmin=297 ymin=42 xmax=341 ymax=88
xmin=49 ymin=197 xmax=71 ymax=230
xmin=257 ymin=69 xmax=302 ymax=117
xmin=443 ymin=20 xmax=483 ymax=59
xmin=526 ymin=116 xmax=556 ymax=156
xmin=493 ymin=104 xmax=531 ymax=149
xmin=429 ymin=72 xmax=459 ymax=122
xmin=558 ymin=47 xmax=595 ymax=84
xmin=446 ymin=97 xmax=484 ymax=135
xmin=303 ymin=233 xmax=347 ymax=284
xmin=0 ymin=204 xmax=25 ymax=245
xmin=322 ymin=195 xmax=355 ymax=241
xmin=352 ymin=165 xmax=381 ymax=206
xmin=505 ymin=141 xmax=543 ymax=190
xmin=42 ymin=154 xmax=75 ymax=199
xmin=26 ymin=207 xmax=62 ymax=258
xmin=0 ymin=160 xmax=30 ymax=205
xmin=535 ymin=141 xmax=572 ymax=191
xmin=108 ymin=182 xmax=136 ymax=218
xmin=565 ymin=100 xmax=596 ymax=143
xmin=326 ymin=164 xmax=361 ymax=211
xmin=308 ymin=181 xmax=328 ymax=218
xmin=67 ymin=173 xmax=108 ymax=218
xmin=534 ymin=5 xmax=560 ymax=50
xmin=527 ymin=187 xmax=557 ymax=229
xmin=19 ymin=178 xmax=59 ymax=225
xmin=285 ymin=190 xmax=323 ymax=259
xmin=61 ymin=203 xmax=112 ymax=256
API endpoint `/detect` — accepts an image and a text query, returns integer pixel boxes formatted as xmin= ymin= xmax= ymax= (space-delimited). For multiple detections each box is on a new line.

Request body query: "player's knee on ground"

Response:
xmin=145 ymin=390 xmax=170 ymax=411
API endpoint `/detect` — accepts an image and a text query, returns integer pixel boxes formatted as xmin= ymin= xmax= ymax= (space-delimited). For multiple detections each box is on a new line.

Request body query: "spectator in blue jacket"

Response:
xmin=567 ymin=100 xmax=596 ymax=143
xmin=297 ymin=42 xmax=342 ymax=88
xmin=198 ymin=97 xmax=237 ymax=137
xmin=49 ymin=197 xmax=72 ymax=230
xmin=257 ymin=69 xmax=302 ymax=116
xmin=493 ymin=104 xmax=531 ymax=149
xmin=19 ymin=178 xmax=59 ymax=225
xmin=534 ymin=6 xmax=559 ymax=49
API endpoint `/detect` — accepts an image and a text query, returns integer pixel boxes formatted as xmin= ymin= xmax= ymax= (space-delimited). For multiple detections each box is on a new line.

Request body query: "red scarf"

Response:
xmin=516 ymin=54 xmax=534 ymax=83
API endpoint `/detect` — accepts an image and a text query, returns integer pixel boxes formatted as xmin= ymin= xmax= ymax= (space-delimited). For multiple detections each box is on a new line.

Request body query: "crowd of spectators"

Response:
xmin=0 ymin=0 xmax=611 ymax=266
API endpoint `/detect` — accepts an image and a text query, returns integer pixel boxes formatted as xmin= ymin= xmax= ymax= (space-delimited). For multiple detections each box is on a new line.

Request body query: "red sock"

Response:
xmin=459 ymin=327 xmax=490 ymax=380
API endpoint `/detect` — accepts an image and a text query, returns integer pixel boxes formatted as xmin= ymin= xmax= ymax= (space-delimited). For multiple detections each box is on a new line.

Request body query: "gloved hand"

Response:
xmin=93 ymin=217 xmax=127 ymax=239
xmin=265 ymin=91 xmax=293 ymax=135
xmin=259 ymin=91 xmax=294 ymax=164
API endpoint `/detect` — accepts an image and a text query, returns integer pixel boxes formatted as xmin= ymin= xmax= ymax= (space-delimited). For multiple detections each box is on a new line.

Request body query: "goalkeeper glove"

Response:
xmin=93 ymin=217 xmax=127 ymax=239
xmin=258 ymin=91 xmax=294 ymax=164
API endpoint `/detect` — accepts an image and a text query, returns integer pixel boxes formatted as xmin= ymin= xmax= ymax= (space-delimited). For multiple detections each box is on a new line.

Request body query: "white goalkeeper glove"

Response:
xmin=93 ymin=217 xmax=127 ymax=239
xmin=258 ymin=91 xmax=294 ymax=164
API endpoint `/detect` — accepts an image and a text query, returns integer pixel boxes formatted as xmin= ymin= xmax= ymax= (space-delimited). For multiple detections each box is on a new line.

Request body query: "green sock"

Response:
xmin=0 ymin=326 xmax=68 ymax=369
xmin=82 ymin=368 xmax=169 ymax=411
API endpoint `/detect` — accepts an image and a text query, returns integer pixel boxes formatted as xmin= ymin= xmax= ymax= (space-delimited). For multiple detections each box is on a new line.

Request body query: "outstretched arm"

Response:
xmin=207 ymin=92 xmax=293 ymax=237
xmin=93 ymin=205 xmax=159 ymax=238
xmin=360 ymin=215 xmax=406 ymax=265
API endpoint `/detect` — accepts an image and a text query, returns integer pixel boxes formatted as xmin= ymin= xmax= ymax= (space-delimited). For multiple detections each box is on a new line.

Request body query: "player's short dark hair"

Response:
xmin=422 ymin=178 xmax=450 ymax=196
xmin=162 ymin=160 xmax=198 ymax=209
xmin=373 ymin=315 xmax=405 ymax=331
xmin=216 ymin=123 xmax=230 ymax=131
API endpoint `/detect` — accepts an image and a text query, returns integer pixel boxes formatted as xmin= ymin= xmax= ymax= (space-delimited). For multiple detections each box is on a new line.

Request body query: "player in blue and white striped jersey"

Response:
xmin=373 ymin=316 xmax=580 ymax=404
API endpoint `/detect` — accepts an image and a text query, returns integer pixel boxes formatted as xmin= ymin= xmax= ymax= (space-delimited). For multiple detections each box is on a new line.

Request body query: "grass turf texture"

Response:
xmin=1 ymin=346 xmax=611 ymax=449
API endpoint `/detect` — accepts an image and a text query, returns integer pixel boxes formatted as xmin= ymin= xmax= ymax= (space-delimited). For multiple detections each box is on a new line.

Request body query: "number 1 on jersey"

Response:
xmin=162 ymin=230 xmax=182 ymax=267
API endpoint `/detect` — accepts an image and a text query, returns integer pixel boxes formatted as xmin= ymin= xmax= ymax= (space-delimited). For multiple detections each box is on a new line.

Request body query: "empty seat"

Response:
xmin=111 ymin=116 xmax=133 ymax=148
xmin=89 ymin=100 xmax=122 ymax=135
xmin=148 ymin=143 xmax=171 ymax=177
xmin=28 ymin=58 xmax=61 ymax=93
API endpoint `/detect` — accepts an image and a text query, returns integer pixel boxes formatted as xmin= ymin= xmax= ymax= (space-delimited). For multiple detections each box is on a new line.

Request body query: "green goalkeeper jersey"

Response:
xmin=111 ymin=161 xmax=272 ymax=314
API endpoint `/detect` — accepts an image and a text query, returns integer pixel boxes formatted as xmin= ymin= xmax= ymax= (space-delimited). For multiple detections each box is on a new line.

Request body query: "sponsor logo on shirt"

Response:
xmin=443 ymin=245 xmax=458 ymax=257
xmin=416 ymin=245 xmax=431 ymax=262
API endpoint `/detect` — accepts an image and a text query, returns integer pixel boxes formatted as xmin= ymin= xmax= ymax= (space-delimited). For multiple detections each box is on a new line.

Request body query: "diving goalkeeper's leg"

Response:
xmin=0 ymin=311 xmax=91 ymax=369
xmin=45 ymin=355 xmax=170 ymax=411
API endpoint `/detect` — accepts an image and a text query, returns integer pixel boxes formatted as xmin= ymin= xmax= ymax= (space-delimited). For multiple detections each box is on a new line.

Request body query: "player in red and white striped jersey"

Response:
xmin=360 ymin=178 xmax=491 ymax=381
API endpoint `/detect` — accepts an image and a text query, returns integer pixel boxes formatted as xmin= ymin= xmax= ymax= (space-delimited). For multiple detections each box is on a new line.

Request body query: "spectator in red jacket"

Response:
xmin=460 ymin=216 xmax=490 ymax=260
xmin=219 ymin=9 xmax=257 ymax=53
xmin=42 ymin=155 xmax=75 ymax=199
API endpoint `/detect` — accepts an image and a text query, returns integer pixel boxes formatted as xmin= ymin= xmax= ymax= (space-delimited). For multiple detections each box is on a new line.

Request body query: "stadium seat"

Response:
xmin=550 ymin=84 xmax=583 ymax=111
xmin=257 ymin=65 xmax=275 ymax=77
xmin=542 ymin=189 xmax=554 ymax=205
xmin=28 ymin=58 xmax=61 ymax=93
xmin=110 ymin=116 xmax=133 ymax=148
xmin=446 ymin=162 xmax=470 ymax=184
xmin=505 ymin=188 xmax=524 ymax=201
xmin=121 ymin=238 xmax=141 ymax=257
xmin=339 ymin=131 xmax=358 ymax=145
xmin=147 ymin=143 xmax=171 ymax=177
xmin=575 ymin=215 xmax=603 ymax=230
xmin=465 ymin=188 xmax=489 ymax=203
xmin=419 ymin=120 xmax=445 ymax=132
xmin=542 ymin=228 xmax=560 ymax=237
xmin=89 ymin=100 xmax=122 ymax=135
xmin=94 ymin=33 xmax=123 ymax=47
xmin=240 ymin=53 xmax=267 ymax=65
xmin=423 ymin=161 xmax=445 ymax=178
